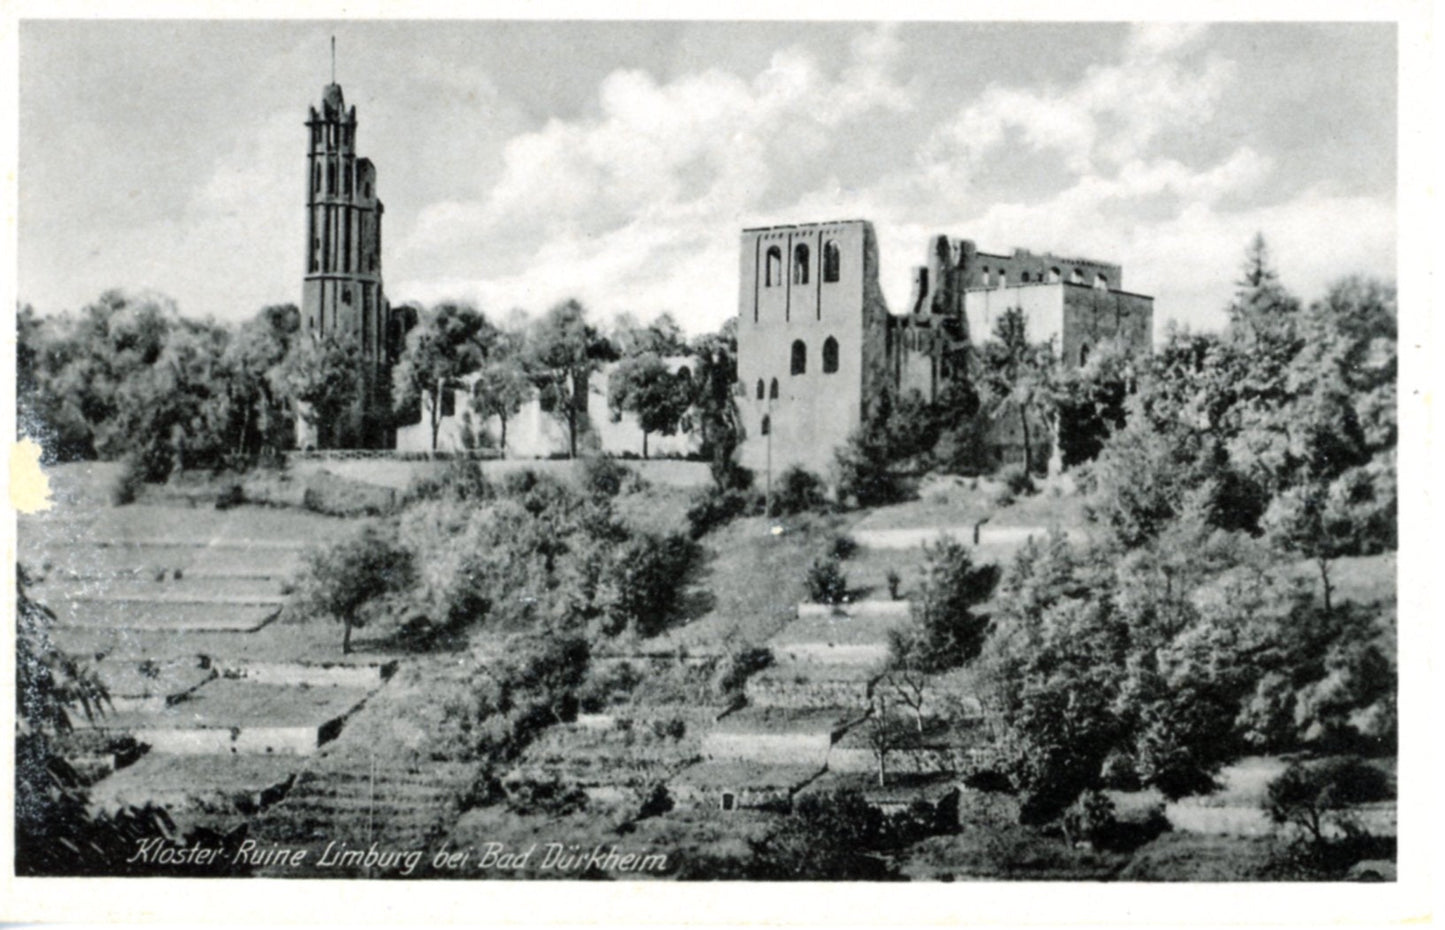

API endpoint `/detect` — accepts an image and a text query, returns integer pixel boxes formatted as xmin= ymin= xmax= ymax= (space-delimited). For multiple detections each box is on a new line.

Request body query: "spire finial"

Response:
xmin=330 ymin=36 xmax=336 ymax=84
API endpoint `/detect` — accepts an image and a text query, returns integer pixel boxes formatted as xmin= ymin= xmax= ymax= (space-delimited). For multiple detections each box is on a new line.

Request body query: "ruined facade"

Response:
xmin=296 ymin=80 xmax=405 ymax=450
xmin=736 ymin=220 xmax=1154 ymax=477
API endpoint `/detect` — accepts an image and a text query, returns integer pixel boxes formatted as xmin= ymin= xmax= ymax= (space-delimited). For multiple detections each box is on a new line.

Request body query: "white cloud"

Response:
xmin=923 ymin=23 xmax=1234 ymax=176
xmin=392 ymin=24 xmax=914 ymax=332
xmin=385 ymin=21 xmax=1394 ymax=341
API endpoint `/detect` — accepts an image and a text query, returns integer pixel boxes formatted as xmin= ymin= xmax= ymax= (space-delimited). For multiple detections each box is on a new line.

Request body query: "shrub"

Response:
xmin=213 ymin=481 xmax=244 ymax=510
xmin=805 ymin=556 xmax=849 ymax=606
xmin=885 ymin=569 xmax=902 ymax=600
xmin=710 ymin=457 xmax=754 ymax=493
xmin=771 ymin=465 xmax=827 ymax=516
xmin=109 ymin=455 xmax=146 ymax=506
xmin=828 ymin=533 xmax=858 ymax=561
xmin=608 ymin=532 xmax=700 ymax=638
xmin=578 ymin=455 xmax=642 ymax=499
xmin=404 ymin=457 xmax=494 ymax=505
xmin=711 ymin=646 xmax=774 ymax=698
xmin=578 ymin=661 xmax=645 ymax=712
xmin=1061 ymin=789 xmax=1116 ymax=848
xmin=1000 ymin=464 xmax=1035 ymax=497
xmin=686 ymin=486 xmax=752 ymax=539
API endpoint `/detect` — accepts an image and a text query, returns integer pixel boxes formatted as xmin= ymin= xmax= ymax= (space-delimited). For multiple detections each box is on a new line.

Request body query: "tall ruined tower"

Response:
xmin=297 ymin=45 xmax=394 ymax=449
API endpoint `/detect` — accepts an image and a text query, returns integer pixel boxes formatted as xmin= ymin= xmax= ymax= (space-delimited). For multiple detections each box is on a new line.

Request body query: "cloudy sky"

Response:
xmin=18 ymin=20 xmax=1396 ymax=337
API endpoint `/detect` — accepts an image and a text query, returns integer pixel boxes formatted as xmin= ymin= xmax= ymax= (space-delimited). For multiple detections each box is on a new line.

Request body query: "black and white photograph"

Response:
xmin=3 ymin=6 xmax=1433 ymax=925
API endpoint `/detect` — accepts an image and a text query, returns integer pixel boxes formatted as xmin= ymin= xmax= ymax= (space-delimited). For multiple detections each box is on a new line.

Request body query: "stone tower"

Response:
xmin=297 ymin=57 xmax=394 ymax=449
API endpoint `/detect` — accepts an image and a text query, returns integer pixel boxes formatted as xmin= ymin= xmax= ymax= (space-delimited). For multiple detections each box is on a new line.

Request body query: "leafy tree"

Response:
xmin=835 ymin=390 xmax=907 ymax=507
xmin=1265 ymin=757 xmax=1392 ymax=844
xmin=862 ymin=694 xmax=908 ymax=787
xmin=689 ymin=319 xmax=745 ymax=487
xmin=289 ymin=523 xmax=417 ymax=653
xmin=471 ymin=351 xmax=533 ymax=455
xmin=890 ymin=535 xmax=998 ymax=672
xmin=607 ymin=353 xmax=691 ymax=458
xmin=605 ymin=531 xmax=700 ymax=638
xmin=528 ymin=299 xmax=616 ymax=458
xmin=223 ymin=303 xmax=301 ymax=461
xmin=487 ymin=632 xmax=591 ymax=728
xmin=978 ymin=307 xmax=1058 ymax=476
xmin=393 ymin=302 xmax=497 ymax=451
xmin=611 ymin=311 xmax=689 ymax=358
xmin=749 ymin=790 xmax=896 ymax=881
xmin=275 ymin=329 xmax=365 ymax=450
xmin=16 ymin=568 xmax=246 ymax=876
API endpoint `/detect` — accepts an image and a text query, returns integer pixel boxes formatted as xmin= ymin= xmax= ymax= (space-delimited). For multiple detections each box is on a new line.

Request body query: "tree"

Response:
xmin=835 ymin=390 xmax=906 ymax=507
xmin=749 ymin=790 xmax=895 ymax=881
xmin=393 ymin=302 xmax=497 ymax=451
xmin=471 ymin=353 xmax=533 ymax=455
xmin=16 ymin=568 xmax=246 ymax=876
xmin=892 ymin=535 xmax=998 ymax=672
xmin=225 ymin=303 xmax=301 ymax=461
xmin=611 ymin=311 xmax=688 ymax=358
xmin=289 ymin=524 xmax=416 ymax=653
xmin=863 ymin=694 xmax=907 ymax=787
xmin=978 ymin=307 xmax=1058 ymax=476
xmin=689 ymin=320 xmax=745 ymax=486
xmin=607 ymin=353 xmax=691 ymax=458
xmin=275 ymin=330 xmax=364 ymax=450
xmin=1265 ymin=757 xmax=1392 ymax=845
xmin=528 ymin=300 xmax=616 ymax=458
xmin=488 ymin=633 xmax=591 ymax=728
xmin=881 ymin=635 xmax=931 ymax=735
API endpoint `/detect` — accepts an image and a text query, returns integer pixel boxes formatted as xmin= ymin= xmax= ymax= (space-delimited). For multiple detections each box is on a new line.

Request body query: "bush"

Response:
xmin=710 ymin=457 xmax=754 ymax=493
xmin=885 ymin=569 xmax=903 ymax=600
xmin=1000 ymin=464 xmax=1035 ymax=497
xmin=213 ymin=481 xmax=244 ymax=510
xmin=1061 ymin=789 xmax=1116 ymax=848
xmin=686 ymin=486 xmax=753 ymax=539
xmin=109 ymin=455 xmax=146 ymax=506
xmin=712 ymin=646 xmax=774 ymax=698
xmin=805 ymin=556 xmax=849 ymax=606
xmin=608 ymin=532 xmax=700 ymax=638
xmin=579 ymin=455 xmax=642 ymax=499
xmin=403 ymin=458 xmax=493 ymax=505
xmin=578 ymin=661 xmax=645 ymax=712
xmin=828 ymin=533 xmax=858 ymax=561
xmin=771 ymin=465 xmax=827 ymax=516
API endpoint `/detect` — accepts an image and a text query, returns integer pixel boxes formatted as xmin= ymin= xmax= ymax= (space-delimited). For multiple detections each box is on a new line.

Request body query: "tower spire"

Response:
xmin=330 ymin=36 xmax=336 ymax=84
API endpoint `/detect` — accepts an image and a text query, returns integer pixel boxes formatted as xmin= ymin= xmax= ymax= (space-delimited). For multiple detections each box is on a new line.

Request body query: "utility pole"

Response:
xmin=764 ymin=398 xmax=773 ymax=522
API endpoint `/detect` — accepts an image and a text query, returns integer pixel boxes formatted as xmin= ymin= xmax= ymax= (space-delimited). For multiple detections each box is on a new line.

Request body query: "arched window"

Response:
xmin=793 ymin=244 xmax=810 ymax=285
xmin=1071 ymin=268 xmax=1085 ymax=284
xmin=326 ymin=161 xmax=336 ymax=194
xmin=790 ymin=340 xmax=807 ymax=376
xmin=756 ymin=379 xmax=765 ymax=400
xmin=769 ymin=378 xmax=779 ymax=400
xmin=1079 ymin=343 xmax=1090 ymax=366
xmin=765 ymin=246 xmax=783 ymax=287
xmin=998 ymin=270 xmax=1007 ymax=288
xmin=1094 ymin=274 xmax=1108 ymax=290
xmin=1020 ymin=272 xmax=1030 ymax=283
xmin=823 ymin=336 xmax=839 ymax=374
xmin=760 ymin=415 xmax=770 ymax=437
xmin=823 ymin=240 xmax=841 ymax=282
xmin=981 ymin=266 xmax=991 ymax=286
xmin=1049 ymin=267 xmax=1061 ymax=283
